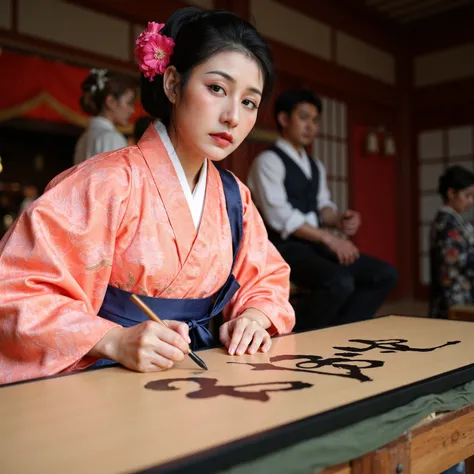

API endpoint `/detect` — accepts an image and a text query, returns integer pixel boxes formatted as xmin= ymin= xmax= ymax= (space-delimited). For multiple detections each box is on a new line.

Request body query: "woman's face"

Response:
xmin=106 ymin=88 xmax=136 ymax=126
xmin=170 ymin=50 xmax=264 ymax=162
xmin=448 ymin=185 xmax=474 ymax=214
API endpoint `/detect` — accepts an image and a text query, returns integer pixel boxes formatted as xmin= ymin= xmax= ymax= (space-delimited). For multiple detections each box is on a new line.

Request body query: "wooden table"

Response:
xmin=321 ymin=403 xmax=474 ymax=474
xmin=2 ymin=316 xmax=474 ymax=473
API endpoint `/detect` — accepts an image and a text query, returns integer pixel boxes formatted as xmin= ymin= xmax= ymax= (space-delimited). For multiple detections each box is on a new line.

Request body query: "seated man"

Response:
xmin=248 ymin=88 xmax=397 ymax=331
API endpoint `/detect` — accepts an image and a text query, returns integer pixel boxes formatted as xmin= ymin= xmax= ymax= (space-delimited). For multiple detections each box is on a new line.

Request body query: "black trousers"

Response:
xmin=276 ymin=239 xmax=398 ymax=331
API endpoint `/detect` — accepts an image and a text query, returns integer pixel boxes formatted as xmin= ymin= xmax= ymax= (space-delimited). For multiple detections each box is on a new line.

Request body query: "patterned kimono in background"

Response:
xmin=429 ymin=206 xmax=474 ymax=319
xmin=0 ymin=124 xmax=295 ymax=384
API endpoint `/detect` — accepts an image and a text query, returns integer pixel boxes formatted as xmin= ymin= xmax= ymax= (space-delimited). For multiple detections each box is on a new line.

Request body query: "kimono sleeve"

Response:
xmin=0 ymin=154 xmax=132 ymax=384
xmin=225 ymin=180 xmax=295 ymax=335
xmin=433 ymin=215 xmax=470 ymax=307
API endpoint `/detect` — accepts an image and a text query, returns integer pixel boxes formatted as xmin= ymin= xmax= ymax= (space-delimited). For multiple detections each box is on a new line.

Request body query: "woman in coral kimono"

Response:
xmin=430 ymin=165 xmax=474 ymax=319
xmin=0 ymin=7 xmax=295 ymax=384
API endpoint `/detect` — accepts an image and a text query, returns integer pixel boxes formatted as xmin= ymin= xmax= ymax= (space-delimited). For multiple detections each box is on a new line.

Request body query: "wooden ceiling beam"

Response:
xmin=64 ymin=0 xmax=190 ymax=25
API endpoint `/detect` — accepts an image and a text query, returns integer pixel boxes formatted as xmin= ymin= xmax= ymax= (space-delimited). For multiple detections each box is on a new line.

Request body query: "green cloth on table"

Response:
xmin=220 ymin=380 xmax=474 ymax=474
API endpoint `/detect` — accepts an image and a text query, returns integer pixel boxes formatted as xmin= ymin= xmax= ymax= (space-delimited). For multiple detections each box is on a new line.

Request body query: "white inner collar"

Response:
xmin=154 ymin=120 xmax=207 ymax=230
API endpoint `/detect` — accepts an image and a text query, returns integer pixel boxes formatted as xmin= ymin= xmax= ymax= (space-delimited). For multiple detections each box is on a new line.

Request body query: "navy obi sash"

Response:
xmin=94 ymin=167 xmax=243 ymax=366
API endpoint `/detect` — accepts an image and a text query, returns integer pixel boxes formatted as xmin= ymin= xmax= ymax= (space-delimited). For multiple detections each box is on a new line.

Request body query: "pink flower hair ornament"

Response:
xmin=134 ymin=22 xmax=175 ymax=81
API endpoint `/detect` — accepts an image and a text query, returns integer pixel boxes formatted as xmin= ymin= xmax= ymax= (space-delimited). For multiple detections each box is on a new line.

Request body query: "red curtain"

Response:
xmin=0 ymin=49 xmax=144 ymax=131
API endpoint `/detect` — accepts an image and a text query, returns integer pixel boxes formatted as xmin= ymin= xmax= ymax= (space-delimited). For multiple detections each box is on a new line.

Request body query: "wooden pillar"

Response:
xmin=395 ymin=44 xmax=416 ymax=299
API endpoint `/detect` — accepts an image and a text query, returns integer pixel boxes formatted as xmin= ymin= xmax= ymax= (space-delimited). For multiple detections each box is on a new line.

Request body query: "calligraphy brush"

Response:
xmin=130 ymin=294 xmax=208 ymax=371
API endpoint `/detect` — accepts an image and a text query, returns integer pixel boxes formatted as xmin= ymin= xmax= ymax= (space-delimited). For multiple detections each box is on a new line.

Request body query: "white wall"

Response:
xmin=251 ymin=0 xmax=395 ymax=85
xmin=415 ymin=43 xmax=474 ymax=87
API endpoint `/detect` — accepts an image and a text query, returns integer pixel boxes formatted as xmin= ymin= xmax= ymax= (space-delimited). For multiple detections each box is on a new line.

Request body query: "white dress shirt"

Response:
xmin=247 ymin=138 xmax=336 ymax=239
xmin=155 ymin=121 xmax=207 ymax=230
xmin=74 ymin=117 xmax=128 ymax=165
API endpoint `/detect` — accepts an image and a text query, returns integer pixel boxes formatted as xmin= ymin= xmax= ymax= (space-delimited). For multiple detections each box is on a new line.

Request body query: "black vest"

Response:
xmin=265 ymin=145 xmax=320 ymax=246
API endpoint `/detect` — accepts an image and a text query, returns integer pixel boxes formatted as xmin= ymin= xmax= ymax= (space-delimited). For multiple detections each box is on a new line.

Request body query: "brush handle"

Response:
xmin=130 ymin=294 xmax=167 ymax=327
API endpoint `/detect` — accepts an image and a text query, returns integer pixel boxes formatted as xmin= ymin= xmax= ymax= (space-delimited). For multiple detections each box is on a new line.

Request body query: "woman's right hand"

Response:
xmin=88 ymin=320 xmax=191 ymax=372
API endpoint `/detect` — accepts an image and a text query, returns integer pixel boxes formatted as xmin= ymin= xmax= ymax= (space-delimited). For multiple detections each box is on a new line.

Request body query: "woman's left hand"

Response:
xmin=219 ymin=309 xmax=272 ymax=356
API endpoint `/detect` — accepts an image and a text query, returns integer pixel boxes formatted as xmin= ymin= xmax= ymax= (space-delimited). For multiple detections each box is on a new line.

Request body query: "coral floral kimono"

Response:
xmin=0 ymin=124 xmax=294 ymax=384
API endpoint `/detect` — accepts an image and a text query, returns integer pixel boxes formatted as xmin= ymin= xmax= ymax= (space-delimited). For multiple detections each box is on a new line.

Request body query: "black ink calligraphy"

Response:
xmin=230 ymin=338 xmax=460 ymax=383
xmin=333 ymin=338 xmax=461 ymax=354
xmin=231 ymin=354 xmax=384 ymax=382
xmin=145 ymin=377 xmax=313 ymax=402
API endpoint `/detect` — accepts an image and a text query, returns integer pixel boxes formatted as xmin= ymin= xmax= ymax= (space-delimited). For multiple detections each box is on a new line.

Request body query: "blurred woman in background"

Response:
xmin=74 ymin=69 xmax=136 ymax=164
xmin=430 ymin=165 xmax=474 ymax=320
